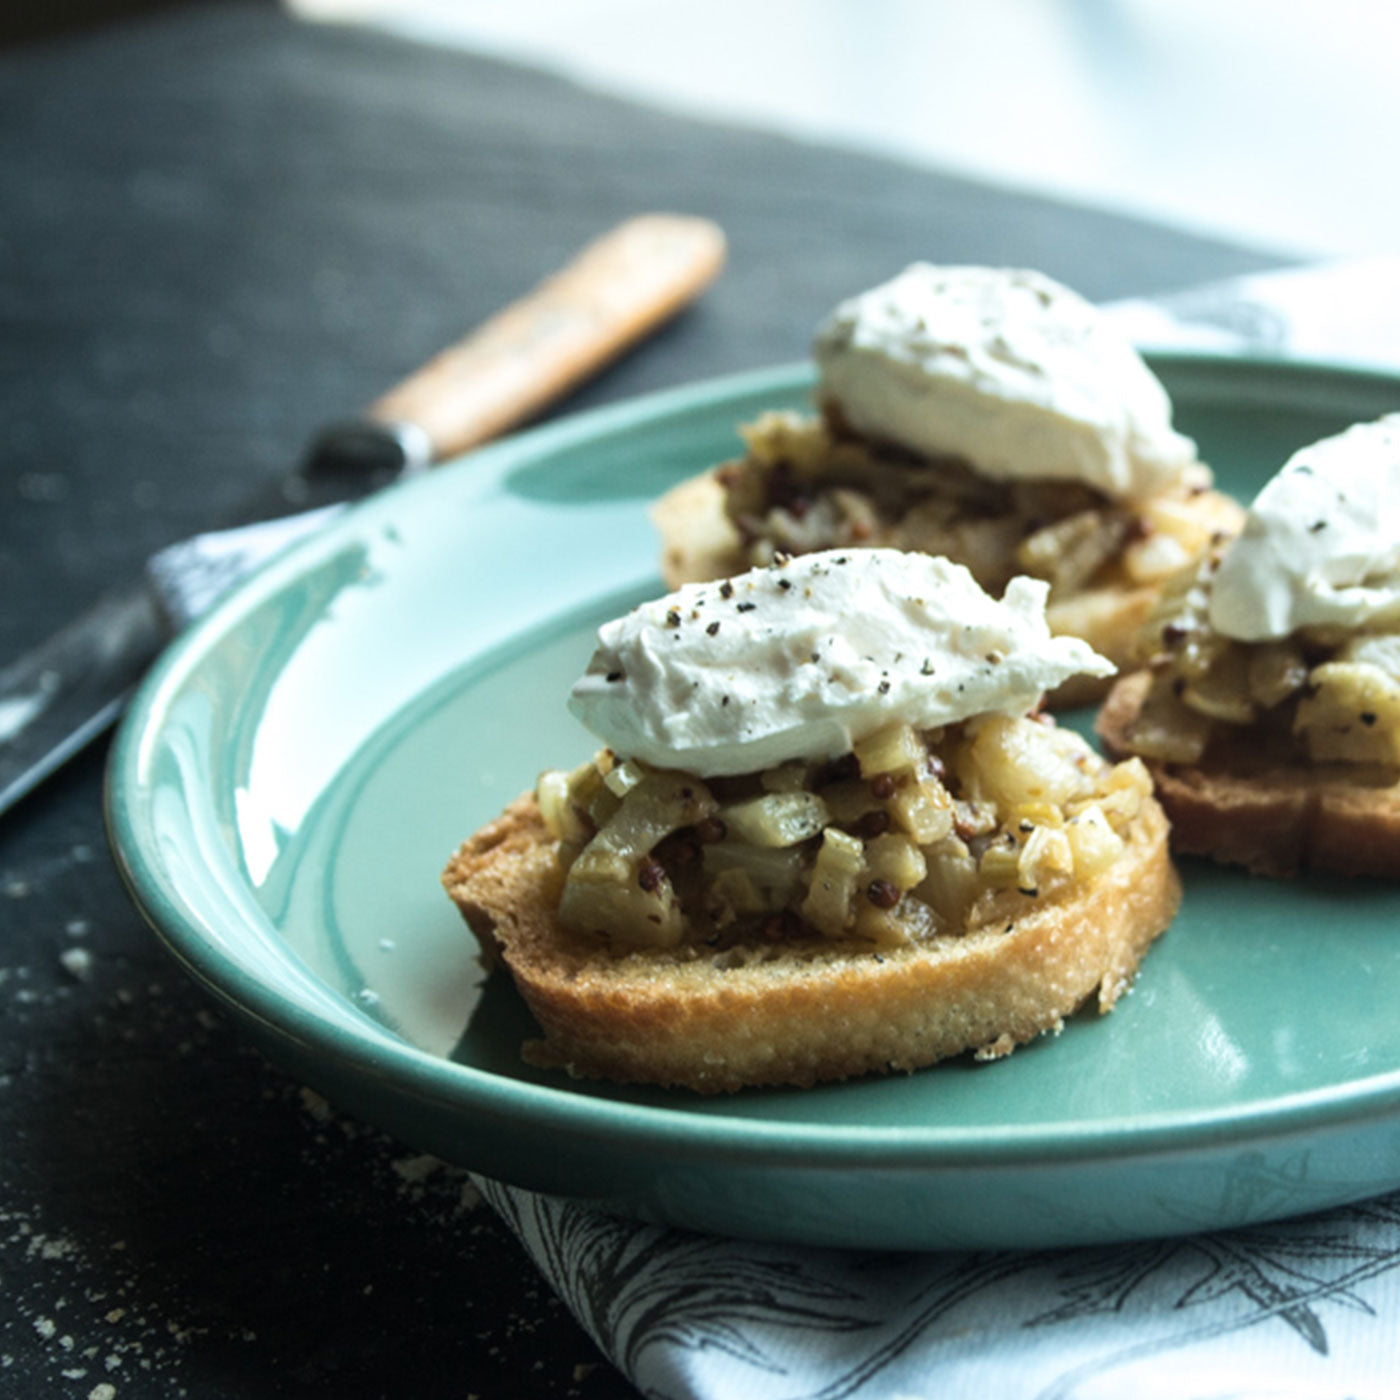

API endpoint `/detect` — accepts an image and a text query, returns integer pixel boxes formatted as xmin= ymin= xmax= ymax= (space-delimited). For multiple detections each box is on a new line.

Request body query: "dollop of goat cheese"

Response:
xmin=569 ymin=549 xmax=1112 ymax=776
xmin=813 ymin=263 xmax=1197 ymax=499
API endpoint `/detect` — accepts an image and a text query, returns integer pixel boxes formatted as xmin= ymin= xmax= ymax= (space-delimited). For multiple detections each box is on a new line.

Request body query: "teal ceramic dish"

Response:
xmin=107 ymin=355 xmax=1400 ymax=1251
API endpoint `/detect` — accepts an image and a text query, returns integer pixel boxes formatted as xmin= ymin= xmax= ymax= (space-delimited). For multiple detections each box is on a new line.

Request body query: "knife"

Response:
xmin=0 ymin=213 xmax=727 ymax=817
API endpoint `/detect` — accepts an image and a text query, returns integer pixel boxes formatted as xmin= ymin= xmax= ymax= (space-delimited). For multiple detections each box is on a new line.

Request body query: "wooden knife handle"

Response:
xmin=367 ymin=213 xmax=727 ymax=461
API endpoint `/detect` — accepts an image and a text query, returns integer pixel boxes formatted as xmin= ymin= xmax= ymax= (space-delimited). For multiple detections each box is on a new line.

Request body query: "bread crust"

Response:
xmin=652 ymin=472 xmax=740 ymax=589
xmin=443 ymin=793 xmax=1179 ymax=1094
xmin=651 ymin=470 xmax=1241 ymax=707
xmin=1097 ymin=670 xmax=1400 ymax=878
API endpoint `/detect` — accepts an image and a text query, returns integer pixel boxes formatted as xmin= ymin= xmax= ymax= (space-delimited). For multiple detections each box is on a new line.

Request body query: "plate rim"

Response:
xmin=106 ymin=350 xmax=1400 ymax=1180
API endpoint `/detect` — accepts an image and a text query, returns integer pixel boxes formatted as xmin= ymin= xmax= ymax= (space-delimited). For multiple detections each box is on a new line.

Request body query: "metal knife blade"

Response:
xmin=0 ymin=213 xmax=726 ymax=818
xmin=0 ymin=585 xmax=166 ymax=814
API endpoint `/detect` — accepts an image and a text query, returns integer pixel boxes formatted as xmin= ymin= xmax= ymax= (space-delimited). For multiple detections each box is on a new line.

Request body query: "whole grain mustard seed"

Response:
xmin=866 ymin=878 xmax=900 ymax=910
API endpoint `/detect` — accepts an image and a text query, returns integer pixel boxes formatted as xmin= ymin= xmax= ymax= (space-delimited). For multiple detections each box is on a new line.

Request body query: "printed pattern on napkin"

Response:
xmin=480 ymin=1177 xmax=1400 ymax=1399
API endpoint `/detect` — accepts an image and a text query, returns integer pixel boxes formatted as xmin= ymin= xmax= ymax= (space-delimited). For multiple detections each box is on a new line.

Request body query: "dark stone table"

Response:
xmin=0 ymin=5 xmax=1288 ymax=1395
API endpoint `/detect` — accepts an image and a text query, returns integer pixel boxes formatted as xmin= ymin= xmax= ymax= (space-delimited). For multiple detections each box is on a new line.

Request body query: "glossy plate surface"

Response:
xmin=108 ymin=356 xmax=1400 ymax=1250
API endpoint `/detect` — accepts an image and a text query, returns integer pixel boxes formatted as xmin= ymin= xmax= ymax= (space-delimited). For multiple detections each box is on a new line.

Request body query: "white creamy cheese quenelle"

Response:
xmin=1208 ymin=414 xmax=1400 ymax=641
xmin=813 ymin=264 xmax=1197 ymax=499
xmin=568 ymin=549 xmax=1113 ymax=777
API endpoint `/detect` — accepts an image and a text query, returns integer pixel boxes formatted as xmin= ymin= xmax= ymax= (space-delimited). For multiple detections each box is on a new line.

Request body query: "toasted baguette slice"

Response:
xmin=651 ymin=471 xmax=1242 ymax=708
xmin=442 ymin=793 xmax=1179 ymax=1095
xmin=652 ymin=472 xmax=738 ymax=588
xmin=1097 ymin=670 xmax=1400 ymax=878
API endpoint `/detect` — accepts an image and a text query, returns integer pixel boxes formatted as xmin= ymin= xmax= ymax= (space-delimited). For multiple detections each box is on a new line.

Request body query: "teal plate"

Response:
xmin=107 ymin=355 xmax=1400 ymax=1252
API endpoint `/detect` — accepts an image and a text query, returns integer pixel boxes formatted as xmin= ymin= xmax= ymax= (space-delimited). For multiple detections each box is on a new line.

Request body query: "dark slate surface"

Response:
xmin=0 ymin=4 xmax=1289 ymax=1396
